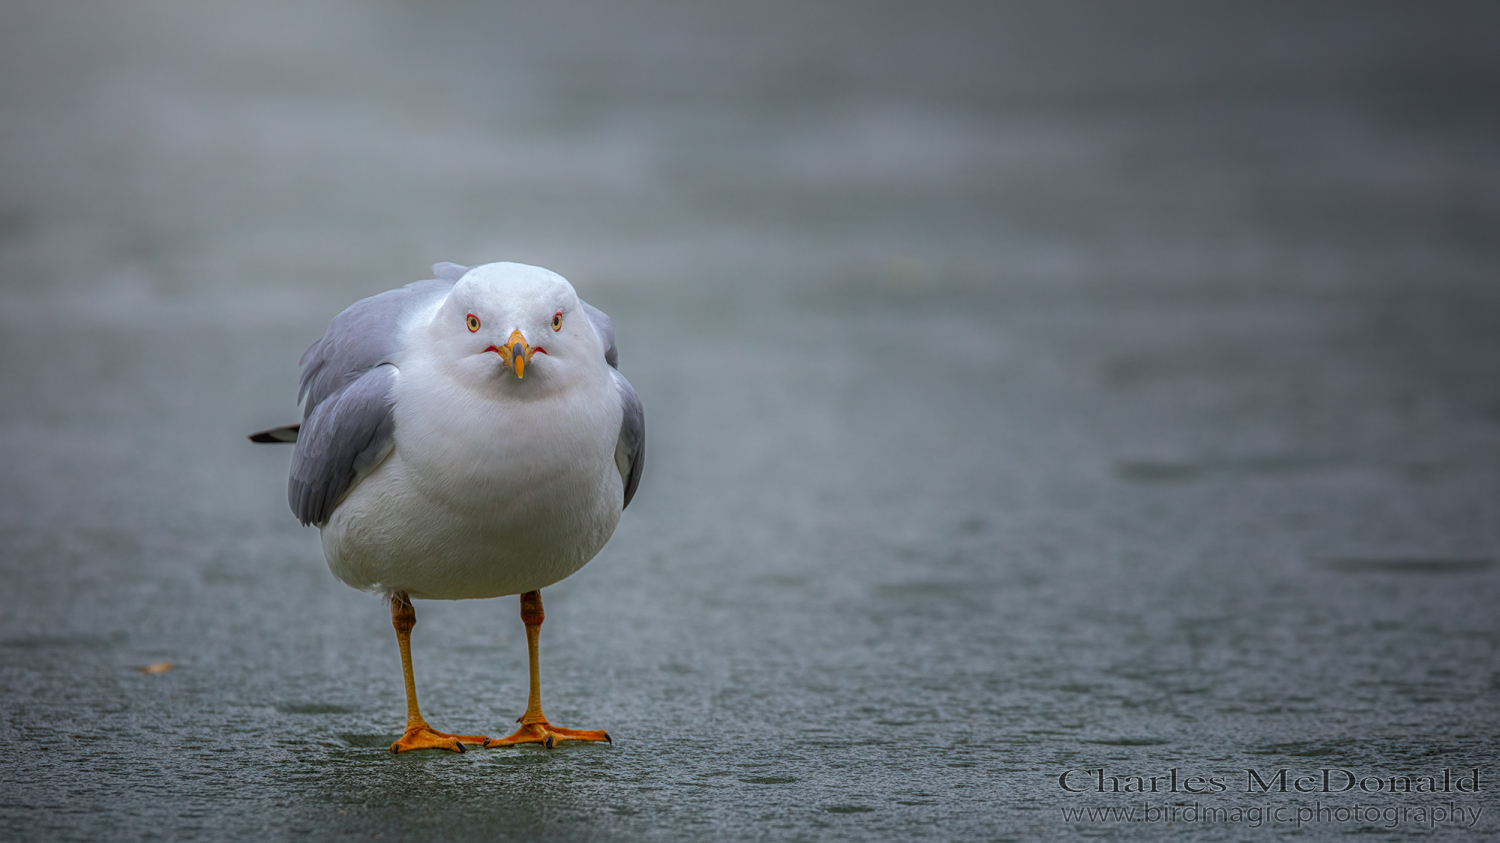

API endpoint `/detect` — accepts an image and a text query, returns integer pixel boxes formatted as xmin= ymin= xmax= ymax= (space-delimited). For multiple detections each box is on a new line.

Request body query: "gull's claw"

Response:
xmin=482 ymin=718 xmax=611 ymax=749
xmin=390 ymin=724 xmax=488 ymax=754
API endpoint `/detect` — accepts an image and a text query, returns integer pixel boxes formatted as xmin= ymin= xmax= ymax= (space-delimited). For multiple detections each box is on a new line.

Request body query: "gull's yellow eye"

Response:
xmin=466 ymin=313 xmax=481 ymax=332
xmin=551 ymin=311 xmax=563 ymax=332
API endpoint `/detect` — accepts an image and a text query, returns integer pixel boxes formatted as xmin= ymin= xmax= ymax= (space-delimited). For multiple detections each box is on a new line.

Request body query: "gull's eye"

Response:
xmin=551 ymin=311 xmax=563 ymax=332
xmin=466 ymin=313 xmax=481 ymax=332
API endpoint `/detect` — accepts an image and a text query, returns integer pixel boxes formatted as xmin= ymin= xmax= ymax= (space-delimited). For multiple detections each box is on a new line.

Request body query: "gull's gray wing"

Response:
xmin=290 ymin=366 xmax=397 ymax=526
xmin=581 ymin=298 xmax=644 ymax=508
xmin=289 ymin=278 xmax=454 ymax=526
xmin=581 ymin=300 xmax=618 ymax=369
xmin=613 ymin=369 xmax=645 ymax=509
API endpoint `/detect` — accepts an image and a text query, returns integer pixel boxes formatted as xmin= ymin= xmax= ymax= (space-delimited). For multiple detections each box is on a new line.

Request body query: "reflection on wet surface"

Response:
xmin=3 ymin=1 xmax=1500 ymax=840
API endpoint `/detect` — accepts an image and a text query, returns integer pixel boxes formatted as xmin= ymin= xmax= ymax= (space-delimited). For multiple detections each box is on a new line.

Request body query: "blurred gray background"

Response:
xmin=2 ymin=2 xmax=1498 ymax=840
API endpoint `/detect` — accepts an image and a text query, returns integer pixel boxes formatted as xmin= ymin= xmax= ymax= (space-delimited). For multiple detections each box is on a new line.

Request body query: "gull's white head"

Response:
xmin=427 ymin=262 xmax=603 ymax=393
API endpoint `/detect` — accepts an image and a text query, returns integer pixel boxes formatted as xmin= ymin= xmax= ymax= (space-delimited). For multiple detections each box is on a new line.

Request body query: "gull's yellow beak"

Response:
xmin=501 ymin=329 xmax=533 ymax=378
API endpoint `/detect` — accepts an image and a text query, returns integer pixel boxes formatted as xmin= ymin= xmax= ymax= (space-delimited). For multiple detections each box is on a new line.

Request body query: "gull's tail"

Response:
xmin=248 ymin=423 xmax=300 ymax=444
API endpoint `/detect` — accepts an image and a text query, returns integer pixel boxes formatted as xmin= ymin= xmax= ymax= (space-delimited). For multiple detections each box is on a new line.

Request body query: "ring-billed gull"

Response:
xmin=251 ymin=261 xmax=644 ymax=752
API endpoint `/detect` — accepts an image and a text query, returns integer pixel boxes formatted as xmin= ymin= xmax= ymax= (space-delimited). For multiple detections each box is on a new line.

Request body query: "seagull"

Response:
xmin=251 ymin=261 xmax=644 ymax=753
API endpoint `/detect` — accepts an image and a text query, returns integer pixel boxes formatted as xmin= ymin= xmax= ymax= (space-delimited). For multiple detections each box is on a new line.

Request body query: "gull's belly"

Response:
xmin=320 ymin=375 xmax=624 ymax=600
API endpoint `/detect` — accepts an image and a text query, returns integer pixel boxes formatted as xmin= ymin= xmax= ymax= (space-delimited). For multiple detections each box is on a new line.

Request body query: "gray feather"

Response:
xmin=298 ymin=279 xmax=453 ymax=411
xmin=290 ymin=279 xmax=453 ymax=526
xmin=581 ymin=300 xmax=618 ymax=369
xmin=580 ymin=299 xmax=640 ymax=505
xmin=290 ymin=366 xmax=397 ymax=526
xmin=288 ymin=364 xmax=396 ymax=522
xmin=613 ymin=369 xmax=645 ymax=509
xmin=432 ymin=262 xmax=469 ymax=281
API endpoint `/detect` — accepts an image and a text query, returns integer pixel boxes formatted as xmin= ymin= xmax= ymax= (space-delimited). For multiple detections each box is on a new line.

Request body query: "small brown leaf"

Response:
xmin=137 ymin=662 xmax=173 ymax=674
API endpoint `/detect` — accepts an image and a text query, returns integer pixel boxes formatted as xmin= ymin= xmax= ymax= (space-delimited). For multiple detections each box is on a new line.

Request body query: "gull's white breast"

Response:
xmin=319 ymin=328 xmax=624 ymax=600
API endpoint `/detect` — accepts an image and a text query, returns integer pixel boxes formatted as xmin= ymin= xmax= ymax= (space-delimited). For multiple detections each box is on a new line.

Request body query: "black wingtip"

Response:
xmin=248 ymin=423 xmax=301 ymax=444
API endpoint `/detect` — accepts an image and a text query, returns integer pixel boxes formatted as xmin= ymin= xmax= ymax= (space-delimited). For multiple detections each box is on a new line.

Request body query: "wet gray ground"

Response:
xmin=3 ymin=2 xmax=1500 ymax=840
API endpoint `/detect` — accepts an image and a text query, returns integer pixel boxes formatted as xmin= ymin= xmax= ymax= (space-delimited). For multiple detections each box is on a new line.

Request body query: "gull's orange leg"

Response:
xmin=388 ymin=594 xmax=489 ymax=753
xmin=484 ymin=590 xmax=611 ymax=749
